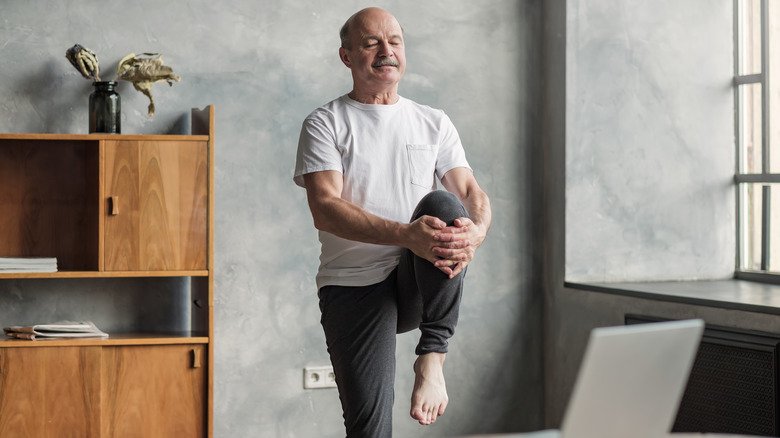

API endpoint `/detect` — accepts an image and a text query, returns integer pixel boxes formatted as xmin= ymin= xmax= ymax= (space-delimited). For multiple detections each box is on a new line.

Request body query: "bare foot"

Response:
xmin=410 ymin=352 xmax=448 ymax=425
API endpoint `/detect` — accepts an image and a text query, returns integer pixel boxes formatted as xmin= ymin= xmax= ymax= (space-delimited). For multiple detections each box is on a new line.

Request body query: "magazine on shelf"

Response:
xmin=3 ymin=321 xmax=108 ymax=340
xmin=0 ymin=257 xmax=58 ymax=273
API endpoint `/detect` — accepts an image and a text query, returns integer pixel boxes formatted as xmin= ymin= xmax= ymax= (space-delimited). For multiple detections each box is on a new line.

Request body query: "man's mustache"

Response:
xmin=372 ymin=59 xmax=399 ymax=67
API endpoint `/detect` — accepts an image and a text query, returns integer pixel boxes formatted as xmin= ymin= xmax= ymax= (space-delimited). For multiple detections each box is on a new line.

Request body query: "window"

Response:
xmin=736 ymin=0 xmax=780 ymax=274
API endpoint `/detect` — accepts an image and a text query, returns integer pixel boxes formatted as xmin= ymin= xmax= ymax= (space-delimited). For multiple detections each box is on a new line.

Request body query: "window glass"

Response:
xmin=770 ymin=183 xmax=780 ymax=272
xmin=739 ymin=0 xmax=762 ymax=75
xmin=739 ymin=183 xmax=780 ymax=272
xmin=736 ymin=0 xmax=775 ymax=274
xmin=769 ymin=0 xmax=780 ymax=172
xmin=739 ymin=83 xmax=763 ymax=173
xmin=740 ymin=183 xmax=763 ymax=271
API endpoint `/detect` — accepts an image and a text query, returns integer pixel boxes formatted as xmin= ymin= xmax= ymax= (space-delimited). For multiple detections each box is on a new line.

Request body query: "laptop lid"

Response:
xmin=560 ymin=319 xmax=704 ymax=438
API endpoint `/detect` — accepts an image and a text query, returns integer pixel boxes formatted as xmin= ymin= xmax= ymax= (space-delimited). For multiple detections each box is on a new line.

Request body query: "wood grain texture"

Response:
xmin=192 ymin=104 xmax=216 ymax=438
xmin=104 ymin=140 xmax=207 ymax=271
xmin=0 ymin=347 xmax=101 ymax=438
xmin=0 ymin=270 xmax=208 ymax=279
xmin=101 ymin=345 xmax=205 ymax=438
xmin=0 ymin=334 xmax=209 ymax=348
xmin=1 ymin=108 xmax=214 ymax=437
xmin=0 ymin=133 xmax=208 ymax=141
xmin=0 ymin=140 xmax=99 ymax=270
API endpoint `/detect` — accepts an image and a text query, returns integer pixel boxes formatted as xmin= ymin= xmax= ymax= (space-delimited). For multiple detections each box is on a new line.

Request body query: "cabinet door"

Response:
xmin=101 ymin=345 xmax=206 ymax=438
xmin=0 ymin=347 xmax=101 ymax=438
xmin=104 ymin=140 xmax=208 ymax=271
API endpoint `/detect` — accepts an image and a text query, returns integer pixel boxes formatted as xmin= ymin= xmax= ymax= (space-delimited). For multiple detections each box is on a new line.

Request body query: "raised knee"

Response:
xmin=420 ymin=190 xmax=458 ymax=205
xmin=413 ymin=191 xmax=466 ymax=224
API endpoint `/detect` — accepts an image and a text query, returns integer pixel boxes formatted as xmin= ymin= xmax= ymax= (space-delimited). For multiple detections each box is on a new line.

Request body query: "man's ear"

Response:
xmin=339 ymin=47 xmax=352 ymax=68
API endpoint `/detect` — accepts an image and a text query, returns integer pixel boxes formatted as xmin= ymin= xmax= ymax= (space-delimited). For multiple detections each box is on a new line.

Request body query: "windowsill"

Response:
xmin=565 ymin=279 xmax=780 ymax=315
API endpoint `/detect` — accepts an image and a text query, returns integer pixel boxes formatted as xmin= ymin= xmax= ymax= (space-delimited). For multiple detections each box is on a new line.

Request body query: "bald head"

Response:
xmin=340 ymin=7 xmax=402 ymax=49
xmin=338 ymin=7 xmax=406 ymax=102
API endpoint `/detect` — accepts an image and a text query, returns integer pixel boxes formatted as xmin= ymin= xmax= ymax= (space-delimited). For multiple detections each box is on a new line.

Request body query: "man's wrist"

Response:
xmin=391 ymin=221 xmax=411 ymax=248
xmin=472 ymin=221 xmax=488 ymax=245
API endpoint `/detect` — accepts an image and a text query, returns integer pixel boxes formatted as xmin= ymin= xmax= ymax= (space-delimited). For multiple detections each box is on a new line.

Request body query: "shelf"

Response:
xmin=0 ymin=106 xmax=215 ymax=436
xmin=0 ymin=133 xmax=209 ymax=141
xmin=0 ymin=270 xmax=209 ymax=279
xmin=0 ymin=332 xmax=209 ymax=348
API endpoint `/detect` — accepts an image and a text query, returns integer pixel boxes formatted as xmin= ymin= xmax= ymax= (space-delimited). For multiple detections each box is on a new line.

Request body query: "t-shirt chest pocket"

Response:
xmin=406 ymin=144 xmax=438 ymax=188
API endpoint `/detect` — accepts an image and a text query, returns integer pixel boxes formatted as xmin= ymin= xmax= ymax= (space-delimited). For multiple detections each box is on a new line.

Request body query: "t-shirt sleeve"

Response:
xmin=435 ymin=112 xmax=471 ymax=181
xmin=293 ymin=114 xmax=343 ymax=188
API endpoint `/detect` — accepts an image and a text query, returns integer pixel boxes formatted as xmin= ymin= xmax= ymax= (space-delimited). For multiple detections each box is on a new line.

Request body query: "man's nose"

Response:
xmin=378 ymin=40 xmax=393 ymax=56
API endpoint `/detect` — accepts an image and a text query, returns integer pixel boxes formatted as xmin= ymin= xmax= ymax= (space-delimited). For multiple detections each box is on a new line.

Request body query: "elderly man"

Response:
xmin=294 ymin=7 xmax=491 ymax=437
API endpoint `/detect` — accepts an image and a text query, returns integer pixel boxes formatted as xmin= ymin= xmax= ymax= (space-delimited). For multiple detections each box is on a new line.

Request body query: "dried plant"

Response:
xmin=65 ymin=44 xmax=100 ymax=81
xmin=116 ymin=53 xmax=181 ymax=117
xmin=65 ymin=44 xmax=182 ymax=118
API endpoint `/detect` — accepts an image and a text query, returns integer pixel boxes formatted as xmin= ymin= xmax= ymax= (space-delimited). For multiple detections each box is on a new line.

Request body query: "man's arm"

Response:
xmin=434 ymin=167 xmax=492 ymax=277
xmin=303 ymin=170 xmax=456 ymax=271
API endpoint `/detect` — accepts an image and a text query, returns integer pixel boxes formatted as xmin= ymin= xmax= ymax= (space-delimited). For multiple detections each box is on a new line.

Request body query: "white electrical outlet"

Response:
xmin=303 ymin=365 xmax=337 ymax=389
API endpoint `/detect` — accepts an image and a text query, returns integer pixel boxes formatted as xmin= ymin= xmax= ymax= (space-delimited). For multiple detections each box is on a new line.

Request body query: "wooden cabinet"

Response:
xmin=0 ymin=345 xmax=207 ymax=438
xmin=0 ymin=106 xmax=215 ymax=438
xmin=0 ymin=347 xmax=101 ymax=437
xmin=102 ymin=345 xmax=206 ymax=438
xmin=104 ymin=139 xmax=208 ymax=271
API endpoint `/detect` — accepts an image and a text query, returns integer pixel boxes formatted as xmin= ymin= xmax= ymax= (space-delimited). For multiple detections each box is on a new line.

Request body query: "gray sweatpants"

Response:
xmin=318 ymin=191 xmax=468 ymax=438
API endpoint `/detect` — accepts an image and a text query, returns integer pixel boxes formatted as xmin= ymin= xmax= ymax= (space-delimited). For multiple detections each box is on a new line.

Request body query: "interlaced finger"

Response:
xmin=441 ymin=239 xmax=469 ymax=249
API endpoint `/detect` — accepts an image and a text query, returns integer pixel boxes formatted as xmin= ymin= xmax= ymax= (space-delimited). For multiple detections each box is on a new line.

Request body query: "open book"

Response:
xmin=3 ymin=321 xmax=108 ymax=340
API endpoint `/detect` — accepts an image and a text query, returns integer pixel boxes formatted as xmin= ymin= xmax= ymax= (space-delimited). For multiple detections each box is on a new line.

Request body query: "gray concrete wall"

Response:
xmin=565 ymin=0 xmax=735 ymax=283
xmin=0 ymin=1 xmax=542 ymax=436
xmin=544 ymin=0 xmax=756 ymax=428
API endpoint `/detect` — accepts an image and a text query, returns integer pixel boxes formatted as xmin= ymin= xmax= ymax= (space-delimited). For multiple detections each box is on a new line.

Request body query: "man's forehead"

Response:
xmin=353 ymin=13 xmax=403 ymax=37
xmin=359 ymin=31 xmax=403 ymax=41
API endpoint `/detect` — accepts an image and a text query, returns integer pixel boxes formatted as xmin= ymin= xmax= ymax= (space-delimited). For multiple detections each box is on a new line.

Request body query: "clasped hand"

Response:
xmin=407 ymin=215 xmax=485 ymax=278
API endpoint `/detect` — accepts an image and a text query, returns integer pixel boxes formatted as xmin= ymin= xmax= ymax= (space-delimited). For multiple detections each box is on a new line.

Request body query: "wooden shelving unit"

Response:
xmin=0 ymin=106 xmax=215 ymax=437
xmin=0 ymin=332 xmax=210 ymax=347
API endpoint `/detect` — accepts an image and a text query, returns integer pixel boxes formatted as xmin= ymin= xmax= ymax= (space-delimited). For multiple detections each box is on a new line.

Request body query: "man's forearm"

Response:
xmin=461 ymin=187 xmax=491 ymax=243
xmin=310 ymin=194 xmax=408 ymax=247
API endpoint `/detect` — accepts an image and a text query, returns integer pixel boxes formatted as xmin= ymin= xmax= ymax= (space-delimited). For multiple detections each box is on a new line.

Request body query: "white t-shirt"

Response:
xmin=294 ymin=94 xmax=471 ymax=289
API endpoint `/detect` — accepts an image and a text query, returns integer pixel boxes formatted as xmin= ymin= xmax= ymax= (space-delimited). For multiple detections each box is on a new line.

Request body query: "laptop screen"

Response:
xmin=561 ymin=319 xmax=704 ymax=438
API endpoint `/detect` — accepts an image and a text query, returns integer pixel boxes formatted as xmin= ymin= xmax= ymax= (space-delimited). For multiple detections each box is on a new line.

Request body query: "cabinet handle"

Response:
xmin=109 ymin=196 xmax=119 ymax=215
xmin=191 ymin=349 xmax=202 ymax=369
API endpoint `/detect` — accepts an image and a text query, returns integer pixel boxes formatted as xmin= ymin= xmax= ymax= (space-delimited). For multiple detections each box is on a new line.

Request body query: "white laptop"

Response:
xmin=559 ymin=318 xmax=704 ymax=438
xmin=464 ymin=319 xmax=704 ymax=438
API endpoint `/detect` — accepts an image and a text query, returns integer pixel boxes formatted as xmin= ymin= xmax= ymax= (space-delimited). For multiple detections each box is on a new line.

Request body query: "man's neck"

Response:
xmin=348 ymin=89 xmax=399 ymax=105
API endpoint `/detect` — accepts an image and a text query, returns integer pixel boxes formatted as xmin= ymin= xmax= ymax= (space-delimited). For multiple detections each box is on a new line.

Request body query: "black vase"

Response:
xmin=89 ymin=81 xmax=121 ymax=133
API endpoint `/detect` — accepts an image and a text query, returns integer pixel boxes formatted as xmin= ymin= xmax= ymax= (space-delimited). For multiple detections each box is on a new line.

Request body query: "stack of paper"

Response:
xmin=3 ymin=321 xmax=109 ymax=340
xmin=0 ymin=257 xmax=58 ymax=273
